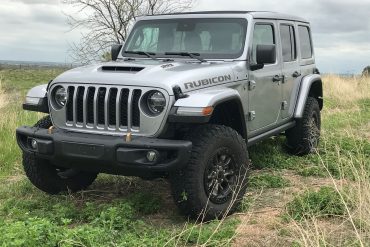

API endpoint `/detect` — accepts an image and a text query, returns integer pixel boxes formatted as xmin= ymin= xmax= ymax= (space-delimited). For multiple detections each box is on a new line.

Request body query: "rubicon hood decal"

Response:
xmin=184 ymin=75 xmax=232 ymax=90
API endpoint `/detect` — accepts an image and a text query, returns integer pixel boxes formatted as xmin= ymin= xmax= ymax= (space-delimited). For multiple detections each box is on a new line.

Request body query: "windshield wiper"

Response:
xmin=124 ymin=51 xmax=157 ymax=60
xmin=164 ymin=52 xmax=206 ymax=63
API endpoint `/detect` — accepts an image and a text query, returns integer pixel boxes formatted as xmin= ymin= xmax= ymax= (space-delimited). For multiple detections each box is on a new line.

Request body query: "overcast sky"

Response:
xmin=0 ymin=0 xmax=369 ymax=74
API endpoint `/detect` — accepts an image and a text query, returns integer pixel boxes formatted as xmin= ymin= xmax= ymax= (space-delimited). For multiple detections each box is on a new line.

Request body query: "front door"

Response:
xmin=248 ymin=21 xmax=282 ymax=132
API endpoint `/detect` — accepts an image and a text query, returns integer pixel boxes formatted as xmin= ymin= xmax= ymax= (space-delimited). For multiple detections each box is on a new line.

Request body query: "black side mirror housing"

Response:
xmin=111 ymin=44 xmax=123 ymax=61
xmin=250 ymin=64 xmax=264 ymax=71
xmin=256 ymin=44 xmax=276 ymax=65
xmin=249 ymin=44 xmax=276 ymax=71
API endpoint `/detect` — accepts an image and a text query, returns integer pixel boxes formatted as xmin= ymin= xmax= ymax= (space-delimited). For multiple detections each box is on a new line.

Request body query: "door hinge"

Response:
xmin=248 ymin=80 xmax=256 ymax=91
xmin=248 ymin=111 xmax=256 ymax=121
xmin=282 ymin=101 xmax=288 ymax=110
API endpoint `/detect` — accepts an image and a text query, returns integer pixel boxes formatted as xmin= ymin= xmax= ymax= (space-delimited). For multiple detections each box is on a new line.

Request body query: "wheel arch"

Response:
xmin=209 ymin=97 xmax=247 ymax=139
xmin=294 ymin=74 xmax=323 ymax=118
xmin=171 ymin=88 xmax=248 ymax=139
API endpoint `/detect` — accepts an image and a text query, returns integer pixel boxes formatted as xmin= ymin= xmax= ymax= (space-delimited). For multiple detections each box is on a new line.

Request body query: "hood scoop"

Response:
xmin=100 ymin=66 xmax=145 ymax=73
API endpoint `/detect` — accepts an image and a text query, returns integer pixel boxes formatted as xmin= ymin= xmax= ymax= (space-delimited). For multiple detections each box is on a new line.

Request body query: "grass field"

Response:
xmin=0 ymin=68 xmax=369 ymax=246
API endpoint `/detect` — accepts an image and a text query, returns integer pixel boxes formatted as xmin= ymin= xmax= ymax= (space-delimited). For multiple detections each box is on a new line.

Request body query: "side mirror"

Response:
xmin=256 ymin=44 xmax=276 ymax=64
xmin=250 ymin=44 xmax=276 ymax=71
xmin=111 ymin=44 xmax=123 ymax=61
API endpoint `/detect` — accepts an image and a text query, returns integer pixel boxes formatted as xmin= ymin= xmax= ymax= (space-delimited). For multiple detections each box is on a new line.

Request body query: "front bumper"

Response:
xmin=16 ymin=126 xmax=192 ymax=177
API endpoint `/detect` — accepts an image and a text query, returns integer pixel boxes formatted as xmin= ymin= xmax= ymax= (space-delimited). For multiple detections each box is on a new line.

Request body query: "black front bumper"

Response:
xmin=16 ymin=126 xmax=192 ymax=177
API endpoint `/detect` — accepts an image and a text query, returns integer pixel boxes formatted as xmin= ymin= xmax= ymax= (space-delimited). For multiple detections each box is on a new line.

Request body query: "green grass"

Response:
xmin=286 ymin=186 xmax=346 ymax=221
xmin=0 ymin=176 xmax=238 ymax=246
xmin=0 ymin=107 xmax=44 ymax=177
xmin=0 ymin=68 xmax=66 ymax=92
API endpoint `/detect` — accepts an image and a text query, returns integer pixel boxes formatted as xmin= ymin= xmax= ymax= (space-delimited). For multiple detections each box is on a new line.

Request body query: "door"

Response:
xmin=248 ymin=21 xmax=282 ymax=132
xmin=279 ymin=22 xmax=301 ymax=119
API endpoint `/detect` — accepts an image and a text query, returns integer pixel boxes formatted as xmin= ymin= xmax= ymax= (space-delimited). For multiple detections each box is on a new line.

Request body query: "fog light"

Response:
xmin=30 ymin=139 xmax=38 ymax=150
xmin=146 ymin=151 xmax=158 ymax=162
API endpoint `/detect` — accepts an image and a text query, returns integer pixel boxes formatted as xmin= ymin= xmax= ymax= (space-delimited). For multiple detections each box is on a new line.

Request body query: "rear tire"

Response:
xmin=286 ymin=97 xmax=321 ymax=155
xmin=23 ymin=116 xmax=98 ymax=195
xmin=170 ymin=125 xmax=249 ymax=221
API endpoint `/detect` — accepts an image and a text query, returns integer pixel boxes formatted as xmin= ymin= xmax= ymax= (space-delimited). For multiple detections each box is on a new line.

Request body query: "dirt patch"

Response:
xmin=234 ymin=207 xmax=284 ymax=246
xmin=233 ymin=171 xmax=348 ymax=246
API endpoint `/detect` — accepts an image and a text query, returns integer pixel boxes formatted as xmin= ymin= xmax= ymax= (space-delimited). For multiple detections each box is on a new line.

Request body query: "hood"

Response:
xmin=52 ymin=59 xmax=237 ymax=95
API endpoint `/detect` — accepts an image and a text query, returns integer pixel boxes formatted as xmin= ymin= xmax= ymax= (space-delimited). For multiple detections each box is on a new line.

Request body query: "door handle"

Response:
xmin=272 ymin=75 xmax=284 ymax=82
xmin=292 ymin=71 xmax=301 ymax=78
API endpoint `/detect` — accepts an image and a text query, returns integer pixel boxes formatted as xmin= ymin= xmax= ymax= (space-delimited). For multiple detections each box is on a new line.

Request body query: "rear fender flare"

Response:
xmin=294 ymin=74 xmax=323 ymax=118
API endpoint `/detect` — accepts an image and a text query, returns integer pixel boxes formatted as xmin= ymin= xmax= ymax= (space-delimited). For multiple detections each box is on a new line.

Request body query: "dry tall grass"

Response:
xmin=290 ymin=75 xmax=370 ymax=247
xmin=322 ymin=75 xmax=370 ymax=105
xmin=290 ymin=137 xmax=370 ymax=247
xmin=0 ymin=78 xmax=7 ymax=109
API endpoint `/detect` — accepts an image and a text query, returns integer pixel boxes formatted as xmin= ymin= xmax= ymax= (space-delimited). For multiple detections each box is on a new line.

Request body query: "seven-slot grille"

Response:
xmin=65 ymin=86 xmax=142 ymax=131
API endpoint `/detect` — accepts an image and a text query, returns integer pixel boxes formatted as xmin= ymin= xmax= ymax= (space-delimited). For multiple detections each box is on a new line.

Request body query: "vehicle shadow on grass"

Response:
xmin=89 ymin=176 xmax=177 ymax=213
xmin=0 ymin=174 xmax=182 ymax=226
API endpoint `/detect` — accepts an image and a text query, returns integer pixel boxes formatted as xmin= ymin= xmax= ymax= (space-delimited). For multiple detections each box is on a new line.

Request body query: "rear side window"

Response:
xmin=252 ymin=24 xmax=275 ymax=64
xmin=280 ymin=25 xmax=296 ymax=62
xmin=298 ymin=26 xmax=313 ymax=59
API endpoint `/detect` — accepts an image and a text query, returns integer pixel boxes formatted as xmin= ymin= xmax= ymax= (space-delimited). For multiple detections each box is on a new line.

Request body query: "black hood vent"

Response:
xmin=101 ymin=66 xmax=145 ymax=73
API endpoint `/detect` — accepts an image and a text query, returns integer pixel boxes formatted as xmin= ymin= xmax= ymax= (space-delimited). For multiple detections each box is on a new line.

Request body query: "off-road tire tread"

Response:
xmin=170 ymin=124 xmax=249 ymax=221
xmin=286 ymin=97 xmax=321 ymax=155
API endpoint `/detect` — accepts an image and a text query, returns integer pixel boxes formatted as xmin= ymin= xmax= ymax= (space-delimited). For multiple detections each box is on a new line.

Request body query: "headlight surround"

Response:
xmin=52 ymin=86 xmax=67 ymax=109
xmin=145 ymin=90 xmax=166 ymax=116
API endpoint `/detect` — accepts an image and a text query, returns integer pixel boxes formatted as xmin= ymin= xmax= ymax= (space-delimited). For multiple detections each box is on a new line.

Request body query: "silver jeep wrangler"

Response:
xmin=16 ymin=11 xmax=323 ymax=220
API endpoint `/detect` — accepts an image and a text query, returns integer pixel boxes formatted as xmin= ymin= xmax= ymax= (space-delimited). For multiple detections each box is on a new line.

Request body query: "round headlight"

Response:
xmin=54 ymin=87 xmax=67 ymax=108
xmin=147 ymin=91 xmax=166 ymax=115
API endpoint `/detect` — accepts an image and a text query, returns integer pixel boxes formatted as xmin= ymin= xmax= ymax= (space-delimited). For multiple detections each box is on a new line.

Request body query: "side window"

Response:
xmin=280 ymin=24 xmax=296 ymax=62
xmin=252 ymin=24 xmax=275 ymax=64
xmin=298 ymin=26 xmax=313 ymax=59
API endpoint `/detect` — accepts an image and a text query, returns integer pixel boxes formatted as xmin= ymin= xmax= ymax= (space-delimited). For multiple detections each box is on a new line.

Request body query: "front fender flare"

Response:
xmin=23 ymin=84 xmax=49 ymax=113
xmin=174 ymin=88 xmax=242 ymax=108
xmin=171 ymin=88 xmax=247 ymax=138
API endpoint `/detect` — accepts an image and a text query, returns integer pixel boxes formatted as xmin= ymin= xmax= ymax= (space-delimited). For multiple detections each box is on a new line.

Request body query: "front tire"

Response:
xmin=23 ymin=116 xmax=98 ymax=194
xmin=286 ymin=97 xmax=321 ymax=155
xmin=170 ymin=125 xmax=249 ymax=221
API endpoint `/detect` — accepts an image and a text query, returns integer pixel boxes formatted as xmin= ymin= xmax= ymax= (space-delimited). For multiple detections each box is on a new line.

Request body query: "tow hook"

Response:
xmin=125 ymin=132 xmax=132 ymax=142
xmin=48 ymin=126 xmax=55 ymax=134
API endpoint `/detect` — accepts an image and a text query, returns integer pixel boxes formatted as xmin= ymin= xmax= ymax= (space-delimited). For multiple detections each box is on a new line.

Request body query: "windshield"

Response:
xmin=123 ymin=18 xmax=247 ymax=60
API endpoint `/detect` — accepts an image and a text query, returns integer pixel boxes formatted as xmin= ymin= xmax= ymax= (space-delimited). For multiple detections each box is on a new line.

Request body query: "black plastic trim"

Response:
xmin=23 ymin=97 xmax=49 ymax=113
xmin=247 ymin=121 xmax=295 ymax=146
xmin=16 ymin=126 xmax=192 ymax=177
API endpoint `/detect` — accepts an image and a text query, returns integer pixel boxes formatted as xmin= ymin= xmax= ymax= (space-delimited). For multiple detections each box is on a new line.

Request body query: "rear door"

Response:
xmin=248 ymin=21 xmax=282 ymax=132
xmin=278 ymin=21 xmax=301 ymax=119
